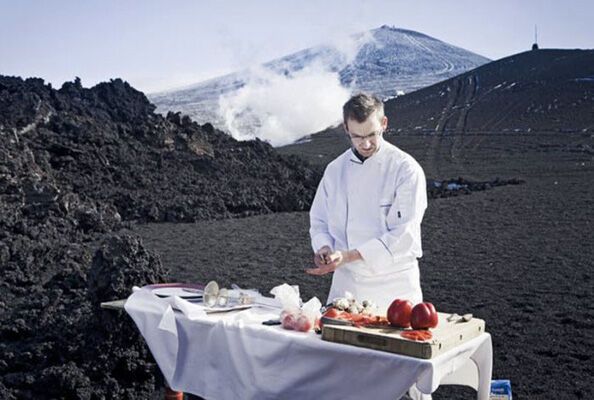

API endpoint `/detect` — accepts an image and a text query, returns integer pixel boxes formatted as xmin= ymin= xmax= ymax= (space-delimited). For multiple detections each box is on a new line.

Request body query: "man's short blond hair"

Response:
xmin=342 ymin=93 xmax=384 ymax=128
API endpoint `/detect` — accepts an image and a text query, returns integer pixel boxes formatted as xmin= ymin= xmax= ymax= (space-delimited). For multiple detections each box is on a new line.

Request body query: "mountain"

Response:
xmin=278 ymin=49 xmax=594 ymax=169
xmin=148 ymin=25 xmax=490 ymax=140
xmin=383 ymin=49 xmax=594 ymax=134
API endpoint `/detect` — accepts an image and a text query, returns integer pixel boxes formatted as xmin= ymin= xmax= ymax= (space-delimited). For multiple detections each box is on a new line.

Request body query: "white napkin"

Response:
xmin=154 ymin=295 xmax=207 ymax=335
xmin=158 ymin=305 xmax=177 ymax=334
xmin=172 ymin=295 xmax=207 ymax=320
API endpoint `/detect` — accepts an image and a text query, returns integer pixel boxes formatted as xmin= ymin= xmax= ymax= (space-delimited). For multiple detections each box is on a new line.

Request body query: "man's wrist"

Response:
xmin=318 ymin=245 xmax=331 ymax=253
xmin=344 ymin=250 xmax=362 ymax=263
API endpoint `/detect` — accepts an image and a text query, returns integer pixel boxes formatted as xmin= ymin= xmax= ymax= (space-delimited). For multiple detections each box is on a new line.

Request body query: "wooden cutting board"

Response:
xmin=321 ymin=312 xmax=486 ymax=359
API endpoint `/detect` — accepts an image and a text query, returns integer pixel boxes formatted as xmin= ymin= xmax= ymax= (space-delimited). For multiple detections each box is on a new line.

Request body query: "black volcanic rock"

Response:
xmin=0 ymin=75 xmax=319 ymax=398
xmin=0 ymin=130 xmax=168 ymax=398
xmin=427 ymin=177 xmax=524 ymax=198
xmin=1 ymin=75 xmax=319 ymax=223
xmin=88 ymin=234 xmax=168 ymax=304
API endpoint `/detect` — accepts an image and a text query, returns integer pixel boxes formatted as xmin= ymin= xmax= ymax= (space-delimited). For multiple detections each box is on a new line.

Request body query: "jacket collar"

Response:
xmin=348 ymin=138 xmax=386 ymax=165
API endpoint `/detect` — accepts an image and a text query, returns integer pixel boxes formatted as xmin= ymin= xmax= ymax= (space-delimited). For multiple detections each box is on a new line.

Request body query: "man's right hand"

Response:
xmin=314 ymin=246 xmax=332 ymax=268
xmin=308 ymin=247 xmax=344 ymax=275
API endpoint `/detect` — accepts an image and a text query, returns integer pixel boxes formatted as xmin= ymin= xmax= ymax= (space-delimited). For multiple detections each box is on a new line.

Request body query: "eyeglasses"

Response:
xmin=347 ymin=129 xmax=383 ymax=143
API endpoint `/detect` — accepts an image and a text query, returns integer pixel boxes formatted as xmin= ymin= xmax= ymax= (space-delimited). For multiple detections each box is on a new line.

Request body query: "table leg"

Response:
xmin=471 ymin=335 xmax=493 ymax=400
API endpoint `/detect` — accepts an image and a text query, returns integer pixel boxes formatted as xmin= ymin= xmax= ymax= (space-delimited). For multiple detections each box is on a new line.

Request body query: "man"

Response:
xmin=306 ymin=93 xmax=427 ymax=310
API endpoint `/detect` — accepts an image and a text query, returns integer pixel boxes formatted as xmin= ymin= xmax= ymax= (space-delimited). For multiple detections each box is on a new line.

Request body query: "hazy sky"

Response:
xmin=1 ymin=0 xmax=592 ymax=93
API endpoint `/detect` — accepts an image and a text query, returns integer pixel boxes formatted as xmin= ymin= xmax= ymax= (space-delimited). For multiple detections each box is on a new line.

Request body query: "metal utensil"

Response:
xmin=204 ymin=305 xmax=252 ymax=314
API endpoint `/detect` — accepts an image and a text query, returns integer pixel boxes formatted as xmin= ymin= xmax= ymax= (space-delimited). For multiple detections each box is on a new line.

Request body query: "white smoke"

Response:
xmin=217 ymin=33 xmax=376 ymax=147
xmin=328 ymin=29 xmax=377 ymax=65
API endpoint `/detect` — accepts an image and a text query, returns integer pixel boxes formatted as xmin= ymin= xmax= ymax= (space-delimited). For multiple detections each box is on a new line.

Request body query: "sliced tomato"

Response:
xmin=401 ymin=329 xmax=433 ymax=341
xmin=323 ymin=308 xmax=340 ymax=319
xmin=322 ymin=309 xmax=391 ymax=328
xmin=349 ymin=313 xmax=367 ymax=323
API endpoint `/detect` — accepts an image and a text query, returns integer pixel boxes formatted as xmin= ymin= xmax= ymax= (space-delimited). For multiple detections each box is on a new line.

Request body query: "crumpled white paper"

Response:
xmin=270 ymin=283 xmax=322 ymax=323
xmin=301 ymin=297 xmax=322 ymax=321
xmin=270 ymin=283 xmax=301 ymax=311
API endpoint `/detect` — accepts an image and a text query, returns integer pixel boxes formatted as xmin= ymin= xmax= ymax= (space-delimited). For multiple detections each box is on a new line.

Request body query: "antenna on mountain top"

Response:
xmin=532 ymin=25 xmax=539 ymax=50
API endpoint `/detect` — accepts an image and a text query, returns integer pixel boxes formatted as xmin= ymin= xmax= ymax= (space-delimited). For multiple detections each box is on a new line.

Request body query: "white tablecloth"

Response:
xmin=125 ymin=289 xmax=492 ymax=400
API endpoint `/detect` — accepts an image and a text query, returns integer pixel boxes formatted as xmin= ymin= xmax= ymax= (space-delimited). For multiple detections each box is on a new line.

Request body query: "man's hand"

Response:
xmin=313 ymin=246 xmax=332 ymax=268
xmin=306 ymin=249 xmax=363 ymax=276
xmin=305 ymin=246 xmax=345 ymax=275
xmin=307 ymin=250 xmax=343 ymax=275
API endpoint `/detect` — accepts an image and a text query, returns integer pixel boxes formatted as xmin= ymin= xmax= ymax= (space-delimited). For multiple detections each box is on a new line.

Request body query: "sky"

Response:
xmin=1 ymin=0 xmax=593 ymax=94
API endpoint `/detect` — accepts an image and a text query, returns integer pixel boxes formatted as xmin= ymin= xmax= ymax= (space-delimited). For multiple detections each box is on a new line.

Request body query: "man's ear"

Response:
xmin=343 ymin=121 xmax=349 ymax=133
xmin=382 ymin=116 xmax=388 ymax=130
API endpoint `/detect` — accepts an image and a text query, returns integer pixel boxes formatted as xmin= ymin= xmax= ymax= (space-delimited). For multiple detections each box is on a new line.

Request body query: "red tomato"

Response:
xmin=410 ymin=302 xmax=439 ymax=329
xmin=387 ymin=299 xmax=413 ymax=328
xmin=295 ymin=314 xmax=313 ymax=332
xmin=281 ymin=312 xmax=297 ymax=330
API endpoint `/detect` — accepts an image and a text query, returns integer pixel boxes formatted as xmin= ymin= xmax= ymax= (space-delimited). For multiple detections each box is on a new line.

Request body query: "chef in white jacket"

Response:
xmin=307 ymin=93 xmax=427 ymax=311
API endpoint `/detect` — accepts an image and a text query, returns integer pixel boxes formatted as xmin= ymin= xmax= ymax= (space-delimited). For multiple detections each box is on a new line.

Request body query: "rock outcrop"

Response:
xmin=0 ymin=75 xmax=319 ymax=398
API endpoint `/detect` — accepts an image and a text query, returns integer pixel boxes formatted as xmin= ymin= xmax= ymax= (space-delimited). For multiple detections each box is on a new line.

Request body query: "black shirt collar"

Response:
xmin=351 ymin=148 xmax=367 ymax=163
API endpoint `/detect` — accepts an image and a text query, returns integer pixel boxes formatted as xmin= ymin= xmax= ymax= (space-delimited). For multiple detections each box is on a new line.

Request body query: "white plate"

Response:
xmin=152 ymin=287 xmax=203 ymax=298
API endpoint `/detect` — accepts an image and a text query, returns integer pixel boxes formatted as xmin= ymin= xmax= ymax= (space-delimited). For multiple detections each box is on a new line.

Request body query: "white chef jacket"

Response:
xmin=309 ymin=138 xmax=427 ymax=310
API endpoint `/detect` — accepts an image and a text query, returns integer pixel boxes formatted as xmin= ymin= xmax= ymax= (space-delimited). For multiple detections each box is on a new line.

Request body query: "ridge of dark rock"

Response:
xmin=1 ymin=75 xmax=319 ymax=222
xmin=0 ymin=75 xmax=319 ymax=398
